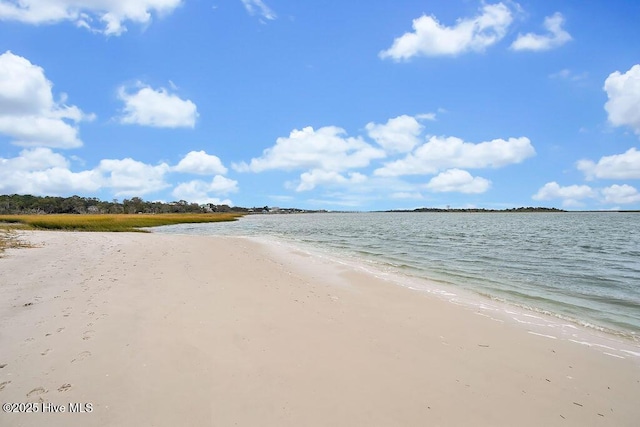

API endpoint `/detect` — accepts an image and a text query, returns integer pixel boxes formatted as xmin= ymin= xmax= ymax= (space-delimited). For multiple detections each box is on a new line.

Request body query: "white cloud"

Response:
xmin=172 ymin=176 xmax=238 ymax=204
xmin=532 ymin=182 xmax=595 ymax=207
xmin=601 ymin=184 xmax=640 ymax=205
xmin=604 ymin=64 xmax=640 ymax=134
xmin=234 ymin=126 xmax=385 ymax=173
xmin=0 ymin=147 xmax=67 ymax=170
xmin=1 ymin=148 xmax=242 ymax=199
xmin=97 ymin=158 xmax=170 ymax=196
xmin=118 ymin=84 xmax=198 ymax=128
xmin=365 ymin=114 xmax=425 ymax=153
xmin=549 ymin=68 xmax=587 ymax=82
xmin=577 ymin=147 xmax=640 ymax=180
xmin=296 ymin=170 xmax=367 ymax=192
xmin=0 ymin=51 xmax=93 ymax=148
xmin=235 ymin=119 xmax=533 ymax=197
xmin=0 ymin=148 xmax=100 ymax=195
xmin=173 ymin=150 xmax=227 ymax=175
xmin=533 ymin=181 xmax=640 ymax=207
xmin=425 ymin=169 xmax=491 ymax=193
xmin=416 ymin=113 xmax=437 ymax=121
xmin=208 ymin=175 xmax=238 ymax=193
xmin=0 ymin=0 xmax=182 ymax=36
xmin=379 ymin=3 xmax=513 ymax=60
xmin=240 ymin=0 xmax=276 ymax=20
xmin=375 ymin=135 xmax=535 ymax=176
xmin=511 ymin=12 xmax=572 ymax=51
xmin=390 ymin=192 xmax=423 ymax=200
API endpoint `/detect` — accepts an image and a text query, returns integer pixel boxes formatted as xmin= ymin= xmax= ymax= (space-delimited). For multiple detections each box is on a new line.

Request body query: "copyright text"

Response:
xmin=3 ymin=402 xmax=93 ymax=413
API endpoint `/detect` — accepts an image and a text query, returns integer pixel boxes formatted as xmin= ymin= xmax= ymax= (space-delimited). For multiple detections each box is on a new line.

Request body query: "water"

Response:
xmin=154 ymin=212 xmax=640 ymax=342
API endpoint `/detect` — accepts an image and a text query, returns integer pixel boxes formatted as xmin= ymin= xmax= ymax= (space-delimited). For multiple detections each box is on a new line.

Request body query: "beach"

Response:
xmin=0 ymin=231 xmax=639 ymax=426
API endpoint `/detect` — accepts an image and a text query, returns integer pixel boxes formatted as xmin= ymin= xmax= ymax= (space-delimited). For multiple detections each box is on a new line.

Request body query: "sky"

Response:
xmin=0 ymin=0 xmax=639 ymax=211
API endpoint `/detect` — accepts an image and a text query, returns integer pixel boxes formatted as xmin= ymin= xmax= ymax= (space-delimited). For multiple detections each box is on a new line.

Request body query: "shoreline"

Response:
xmin=1 ymin=231 xmax=639 ymax=426
xmin=252 ymin=234 xmax=640 ymax=360
xmin=154 ymin=212 xmax=640 ymax=342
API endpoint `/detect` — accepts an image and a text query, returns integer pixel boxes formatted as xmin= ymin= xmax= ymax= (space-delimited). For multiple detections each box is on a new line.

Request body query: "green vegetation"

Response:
xmin=0 ymin=213 xmax=243 ymax=232
xmin=385 ymin=207 xmax=566 ymax=213
xmin=0 ymin=194 xmax=249 ymax=215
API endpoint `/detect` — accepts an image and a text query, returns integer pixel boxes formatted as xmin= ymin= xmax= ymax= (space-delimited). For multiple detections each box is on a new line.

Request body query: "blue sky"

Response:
xmin=0 ymin=0 xmax=639 ymax=211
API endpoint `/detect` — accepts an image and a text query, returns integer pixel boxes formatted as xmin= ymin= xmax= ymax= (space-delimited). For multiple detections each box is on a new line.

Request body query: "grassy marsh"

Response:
xmin=0 ymin=213 xmax=244 ymax=233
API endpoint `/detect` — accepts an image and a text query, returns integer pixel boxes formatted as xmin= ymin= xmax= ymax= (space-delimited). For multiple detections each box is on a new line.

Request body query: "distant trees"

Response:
xmin=387 ymin=206 xmax=566 ymax=213
xmin=0 ymin=194 xmax=249 ymax=215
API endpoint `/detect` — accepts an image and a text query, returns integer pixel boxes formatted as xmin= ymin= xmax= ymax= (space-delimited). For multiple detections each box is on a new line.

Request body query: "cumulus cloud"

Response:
xmin=240 ymin=0 xmax=276 ymax=20
xmin=375 ymin=135 xmax=535 ymax=176
xmin=0 ymin=51 xmax=93 ymax=148
xmin=0 ymin=147 xmax=243 ymax=200
xmin=425 ymin=169 xmax=491 ymax=193
xmin=0 ymin=147 xmax=67 ymax=170
xmin=365 ymin=114 xmax=426 ymax=153
xmin=0 ymin=0 xmax=182 ymax=36
xmin=379 ymin=3 xmax=513 ymax=60
xmin=173 ymin=150 xmax=227 ymax=175
xmin=511 ymin=12 xmax=572 ymax=51
xmin=234 ymin=126 xmax=385 ymax=173
xmin=118 ymin=83 xmax=198 ymax=128
xmin=604 ymin=64 xmax=640 ymax=134
xmin=601 ymin=184 xmax=640 ymax=205
xmin=577 ymin=148 xmax=640 ymax=180
xmin=296 ymin=170 xmax=367 ymax=192
xmin=172 ymin=176 xmax=238 ymax=204
xmin=533 ymin=181 xmax=640 ymax=207
xmin=97 ymin=158 xmax=170 ymax=196
xmin=0 ymin=150 xmax=170 ymax=197
xmin=235 ymin=118 xmax=535 ymax=196
xmin=0 ymin=148 xmax=101 ymax=195
xmin=532 ymin=182 xmax=595 ymax=207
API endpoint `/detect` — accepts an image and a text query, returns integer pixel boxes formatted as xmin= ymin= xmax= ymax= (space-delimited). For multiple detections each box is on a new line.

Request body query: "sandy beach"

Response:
xmin=0 ymin=231 xmax=638 ymax=427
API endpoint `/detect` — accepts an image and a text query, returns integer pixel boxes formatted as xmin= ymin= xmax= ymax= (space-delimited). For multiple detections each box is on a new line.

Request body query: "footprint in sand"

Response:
xmin=57 ymin=327 xmax=65 ymax=333
xmin=41 ymin=348 xmax=52 ymax=356
xmin=82 ymin=330 xmax=95 ymax=341
xmin=27 ymin=387 xmax=47 ymax=397
xmin=0 ymin=380 xmax=10 ymax=391
xmin=71 ymin=351 xmax=92 ymax=363
xmin=57 ymin=383 xmax=71 ymax=392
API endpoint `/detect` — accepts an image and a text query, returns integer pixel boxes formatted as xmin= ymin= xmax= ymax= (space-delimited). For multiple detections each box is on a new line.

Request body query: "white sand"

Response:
xmin=0 ymin=231 xmax=639 ymax=426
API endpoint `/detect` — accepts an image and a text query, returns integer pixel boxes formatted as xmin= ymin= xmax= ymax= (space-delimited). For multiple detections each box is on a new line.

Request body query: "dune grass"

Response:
xmin=0 ymin=213 xmax=244 ymax=233
xmin=0 ymin=226 xmax=32 ymax=257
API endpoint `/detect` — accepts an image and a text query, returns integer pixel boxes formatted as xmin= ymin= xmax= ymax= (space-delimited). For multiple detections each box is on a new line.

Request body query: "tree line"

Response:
xmin=0 ymin=194 xmax=250 ymax=215
xmin=386 ymin=207 xmax=566 ymax=213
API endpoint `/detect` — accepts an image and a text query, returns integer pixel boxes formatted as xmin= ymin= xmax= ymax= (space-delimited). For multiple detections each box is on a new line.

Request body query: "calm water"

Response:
xmin=155 ymin=212 xmax=640 ymax=341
